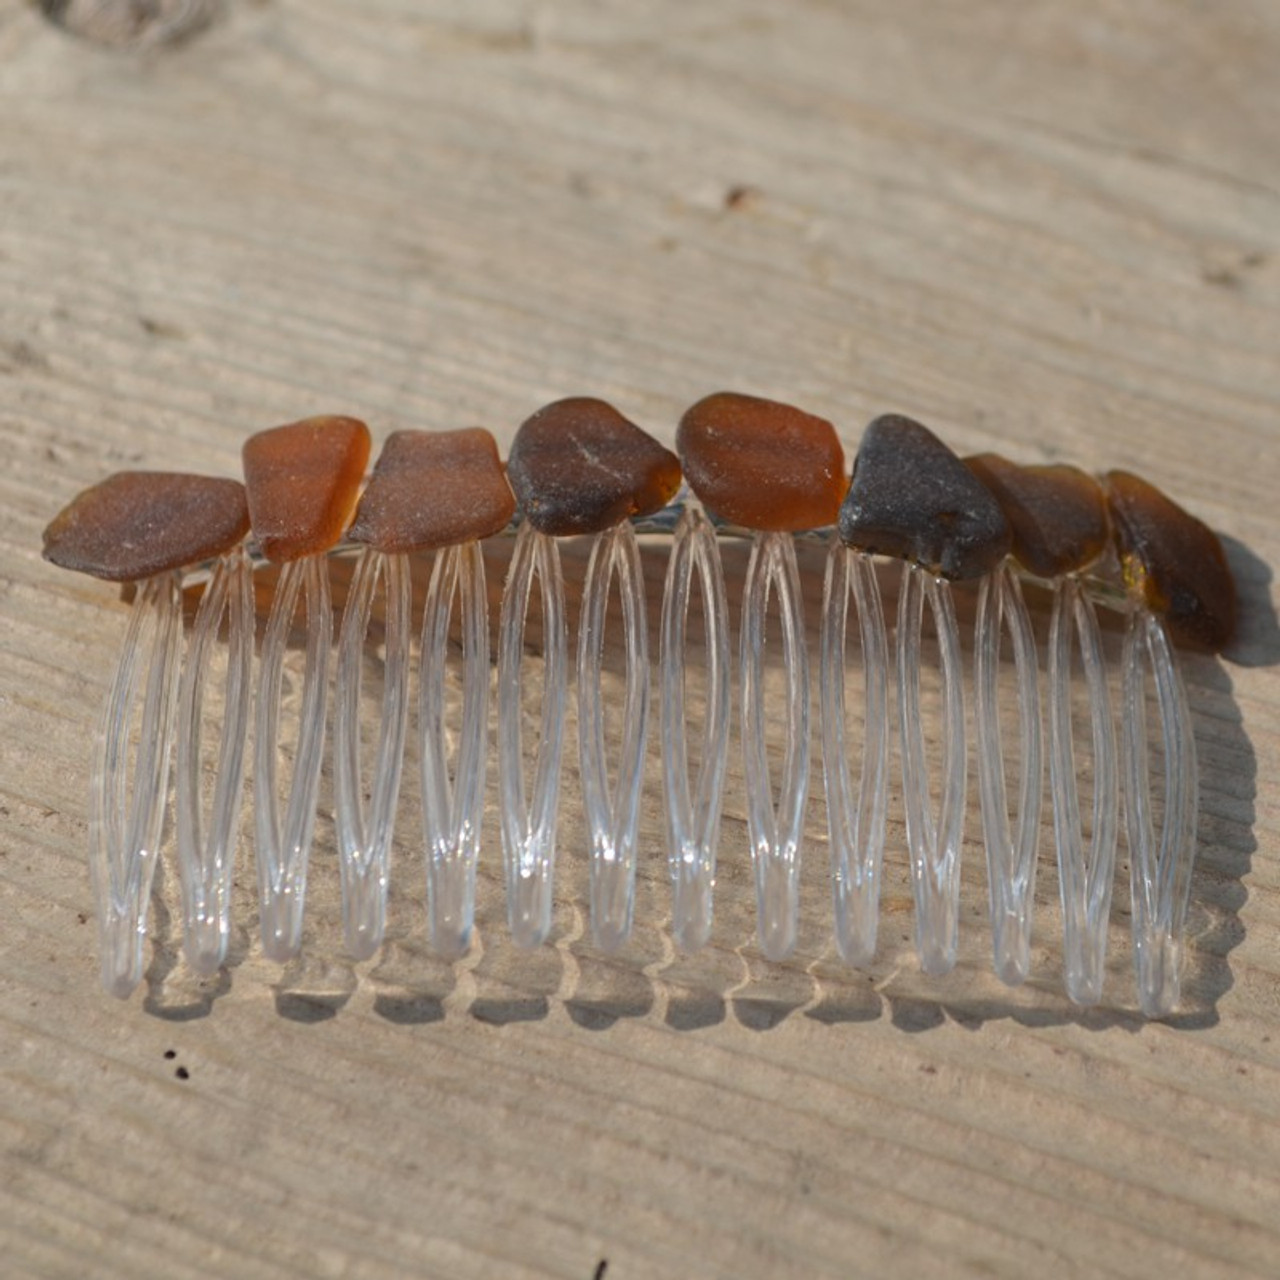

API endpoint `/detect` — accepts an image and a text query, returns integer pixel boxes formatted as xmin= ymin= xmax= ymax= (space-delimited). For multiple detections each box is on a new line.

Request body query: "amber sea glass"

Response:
xmin=43 ymin=472 xmax=249 ymax=581
xmin=349 ymin=428 xmax=515 ymax=553
xmin=965 ymin=454 xmax=1110 ymax=579
xmin=1105 ymin=470 xmax=1236 ymax=652
xmin=507 ymin=398 xmax=681 ymax=536
xmin=242 ymin=415 xmax=371 ymax=562
xmin=677 ymin=391 xmax=845 ymax=532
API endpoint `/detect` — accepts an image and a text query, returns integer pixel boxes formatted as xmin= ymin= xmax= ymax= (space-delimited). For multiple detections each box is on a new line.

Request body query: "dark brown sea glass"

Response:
xmin=507 ymin=398 xmax=681 ymax=536
xmin=348 ymin=428 xmax=515 ymax=553
xmin=839 ymin=414 xmax=1011 ymax=580
xmin=242 ymin=415 xmax=371 ymax=562
xmin=1105 ymin=470 xmax=1237 ymax=652
xmin=965 ymin=454 xmax=1110 ymax=579
xmin=676 ymin=392 xmax=846 ymax=532
xmin=43 ymin=471 xmax=249 ymax=582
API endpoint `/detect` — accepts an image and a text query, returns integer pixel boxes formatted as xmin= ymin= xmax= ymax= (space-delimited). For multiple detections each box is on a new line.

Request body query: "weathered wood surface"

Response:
xmin=2 ymin=2 xmax=1279 ymax=1276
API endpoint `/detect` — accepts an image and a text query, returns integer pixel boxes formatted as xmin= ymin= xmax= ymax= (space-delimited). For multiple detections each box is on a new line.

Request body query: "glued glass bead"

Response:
xmin=43 ymin=471 xmax=249 ymax=582
xmin=348 ymin=428 xmax=515 ymax=553
xmin=839 ymin=414 xmax=1010 ymax=580
xmin=1105 ymin=470 xmax=1237 ymax=652
xmin=243 ymin=415 xmax=371 ymax=562
xmin=677 ymin=391 xmax=846 ymax=532
xmin=507 ymin=397 xmax=681 ymax=536
xmin=966 ymin=454 xmax=1110 ymax=578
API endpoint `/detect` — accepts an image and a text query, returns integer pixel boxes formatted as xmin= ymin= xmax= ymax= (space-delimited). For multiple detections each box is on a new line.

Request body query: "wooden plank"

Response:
xmin=1 ymin=1 xmax=1278 ymax=1276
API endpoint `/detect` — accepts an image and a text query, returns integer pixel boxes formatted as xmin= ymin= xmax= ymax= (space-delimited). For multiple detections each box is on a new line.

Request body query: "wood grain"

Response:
xmin=2 ymin=2 xmax=1279 ymax=1276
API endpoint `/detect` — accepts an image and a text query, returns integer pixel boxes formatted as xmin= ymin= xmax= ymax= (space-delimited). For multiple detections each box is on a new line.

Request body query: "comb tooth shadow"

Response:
xmin=273 ymin=953 xmax=357 ymax=1022
xmin=731 ymin=954 xmax=814 ymax=1031
xmin=373 ymin=992 xmax=446 ymax=1024
xmin=143 ymin=966 xmax=232 ymax=1021
xmin=368 ymin=939 xmax=456 ymax=1024
xmin=658 ymin=941 xmax=744 ymax=1031
xmin=565 ymin=934 xmax=659 ymax=1030
xmin=885 ymin=994 xmax=948 ymax=1033
xmin=804 ymin=959 xmax=884 ymax=1025
xmin=468 ymin=932 xmax=561 ymax=1026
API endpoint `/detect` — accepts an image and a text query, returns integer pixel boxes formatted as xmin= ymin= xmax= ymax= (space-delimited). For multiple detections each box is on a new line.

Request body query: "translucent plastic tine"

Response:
xmin=91 ymin=571 xmax=183 ymax=998
xmin=420 ymin=540 xmax=490 ymax=958
xmin=974 ymin=561 xmax=1043 ymax=985
xmin=1122 ymin=606 xmax=1198 ymax=1018
xmin=897 ymin=562 xmax=966 ymax=976
xmin=1049 ymin=576 xmax=1118 ymax=1006
xmin=660 ymin=508 xmax=731 ymax=952
xmin=578 ymin=522 xmax=649 ymax=952
xmin=498 ymin=522 xmax=567 ymax=947
xmin=175 ymin=546 xmax=253 ymax=976
xmin=741 ymin=530 xmax=810 ymax=962
xmin=334 ymin=548 xmax=411 ymax=961
xmin=254 ymin=554 xmax=331 ymax=961
xmin=820 ymin=543 xmax=889 ymax=967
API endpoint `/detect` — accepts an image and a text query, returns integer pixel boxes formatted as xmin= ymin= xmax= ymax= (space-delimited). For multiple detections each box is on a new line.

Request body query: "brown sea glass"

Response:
xmin=839 ymin=414 xmax=1011 ymax=580
xmin=965 ymin=454 xmax=1110 ymax=579
xmin=43 ymin=471 xmax=250 ymax=582
xmin=677 ymin=392 xmax=845 ymax=532
xmin=242 ymin=415 xmax=371 ymax=562
xmin=348 ymin=428 xmax=515 ymax=554
xmin=507 ymin=398 xmax=681 ymax=536
xmin=1105 ymin=470 xmax=1237 ymax=652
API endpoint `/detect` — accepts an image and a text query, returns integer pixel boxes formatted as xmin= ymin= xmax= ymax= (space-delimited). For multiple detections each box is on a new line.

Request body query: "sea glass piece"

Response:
xmin=965 ymin=454 xmax=1110 ymax=578
xmin=839 ymin=415 xmax=1010 ymax=580
xmin=677 ymin=391 xmax=846 ymax=532
xmin=348 ymin=427 xmax=515 ymax=552
xmin=242 ymin=415 xmax=371 ymax=562
xmin=507 ymin=397 xmax=681 ymax=536
xmin=43 ymin=471 xmax=249 ymax=581
xmin=1105 ymin=471 xmax=1237 ymax=652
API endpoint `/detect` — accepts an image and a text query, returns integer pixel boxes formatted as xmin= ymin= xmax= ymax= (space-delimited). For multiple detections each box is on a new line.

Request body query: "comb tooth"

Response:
xmin=974 ymin=560 xmax=1043 ymax=987
xmin=897 ymin=563 xmax=967 ymax=977
xmin=660 ymin=507 xmax=731 ymax=954
xmin=578 ymin=521 xmax=650 ymax=954
xmin=90 ymin=571 xmax=183 ymax=999
xmin=820 ymin=543 xmax=889 ymax=968
xmin=1122 ymin=606 xmax=1198 ymax=1019
xmin=740 ymin=530 xmax=810 ymax=962
xmin=1049 ymin=576 xmax=1119 ymax=1007
xmin=498 ymin=522 xmax=567 ymax=949
xmin=334 ymin=547 xmax=411 ymax=962
xmin=420 ymin=540 xmax=490 ymax=959
xmin=176 ymin=546 xmax=253 ymax=977
xmin=253 ymin=555 xmax=330 ymax=962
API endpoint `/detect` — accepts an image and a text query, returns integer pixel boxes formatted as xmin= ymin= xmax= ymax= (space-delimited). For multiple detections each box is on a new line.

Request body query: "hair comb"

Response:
xmin=42 ymin=395 xmax=1238 ymax=1017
